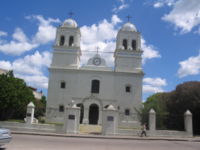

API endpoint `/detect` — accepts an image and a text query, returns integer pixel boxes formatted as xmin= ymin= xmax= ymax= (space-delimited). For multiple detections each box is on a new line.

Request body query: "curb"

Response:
xmin=11 ymin=131 xmax=200 ymax=142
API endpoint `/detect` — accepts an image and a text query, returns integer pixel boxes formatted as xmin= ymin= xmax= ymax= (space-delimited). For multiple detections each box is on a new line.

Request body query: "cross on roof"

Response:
xmin=126 ymin=15 xmax=132 ymax=22
xmin=68 ymin=12 xmax=74 ymax=18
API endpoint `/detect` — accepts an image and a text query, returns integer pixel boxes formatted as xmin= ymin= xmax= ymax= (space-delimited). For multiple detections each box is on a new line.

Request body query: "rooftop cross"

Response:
xmin=68 ymin=12 xmax=74 ymax=18
xmin=126 ymin=15 xmax=132 ymax=22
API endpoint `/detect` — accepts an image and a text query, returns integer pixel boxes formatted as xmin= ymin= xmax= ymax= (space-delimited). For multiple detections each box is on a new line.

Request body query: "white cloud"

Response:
xmin=0 ymin=40 xmax=38 ymax=55
xmin=0 ymin=27 xmax=38 ymax=55
xmin=113 ymin=0 xmax=129 ymax=13
xmin=0 ymin=60 xmax=12 ymax=70
xmin=0 ymin=51 xmax=52 ymax=89
xmin=20 ymin=51 xmax=51 ymax=68
xmin=13 ymin=51 xmax=51 ymax=75
xmin=0 ymin=27 xmax=37 ymax=55
xmin=29 ymin=15 xmax=60 ymax=44
xmin=0 ymin=15 xmax=60 ymax=55
xmin=154 ymin=2 xmax=164 ymax=8
xmin=143 ymin=77 xmax=167 ymax=87
xmin=153 ymin=0 xmax=176 ymax=8
xmin=178 ymin=53 xmax=200 ymax=78
xmin=143 ymin=85 xmax=165 ymax=93
xmin=111 ymin=14 xmax=122 ymax=25
xmin=12 ymin=28 xmax=28 ymax=42
xmin=162 ymin=0 xmax=200 ymax=34
xmin=141 ymin=38 xmax=161 ymax=64
xmin=0 ymin=31 xmax=7 ymax=37
xmin=143 ymin=77 xmax=167 ymax=94
xmin=15 ymin=74 xmax=48 ymax=89
xmin=80 ymin=15 xmax=121 ymax=66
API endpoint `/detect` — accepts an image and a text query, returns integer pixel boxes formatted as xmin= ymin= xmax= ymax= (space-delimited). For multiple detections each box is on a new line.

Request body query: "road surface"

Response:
xmin=2 ymin=134 xmax=200 ymax=150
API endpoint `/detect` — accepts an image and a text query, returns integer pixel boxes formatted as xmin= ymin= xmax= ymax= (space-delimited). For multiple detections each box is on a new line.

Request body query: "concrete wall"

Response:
xmin=0 ymin=121 xmax=63 ymax=133
xmin=118 ymin=129 xmax=191 ymax=137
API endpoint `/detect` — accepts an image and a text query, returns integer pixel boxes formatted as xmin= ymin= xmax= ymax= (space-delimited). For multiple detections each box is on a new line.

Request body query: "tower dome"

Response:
xmin=62 ymin=18 xmax=78 ymax=28
xmin=121 ymin=22 xmax=137 ymax=32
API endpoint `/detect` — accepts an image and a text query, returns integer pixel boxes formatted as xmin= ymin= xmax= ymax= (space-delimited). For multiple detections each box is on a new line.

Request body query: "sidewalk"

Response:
xmin=11 ymin=131 xmax=200 ymax=142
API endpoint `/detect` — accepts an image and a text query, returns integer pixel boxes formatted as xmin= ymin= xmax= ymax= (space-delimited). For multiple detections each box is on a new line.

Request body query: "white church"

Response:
xmin=46 ymin=17 xmax=143 ymax=128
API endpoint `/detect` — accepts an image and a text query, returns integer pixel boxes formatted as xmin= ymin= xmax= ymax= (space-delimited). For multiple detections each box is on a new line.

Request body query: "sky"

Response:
xmin=0 ymin=0 xmax=200 ymax=101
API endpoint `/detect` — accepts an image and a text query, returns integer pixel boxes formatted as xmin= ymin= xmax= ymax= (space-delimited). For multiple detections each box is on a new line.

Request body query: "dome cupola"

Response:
xmin=121 ymin=22 xmax=137 ymax=32
xmin=62 ymin=18 xmax=78 ymax=28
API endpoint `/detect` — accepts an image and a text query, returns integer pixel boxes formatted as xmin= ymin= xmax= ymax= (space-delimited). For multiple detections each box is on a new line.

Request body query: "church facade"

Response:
xmin=46 ymin=17 xmax=143 ymax=128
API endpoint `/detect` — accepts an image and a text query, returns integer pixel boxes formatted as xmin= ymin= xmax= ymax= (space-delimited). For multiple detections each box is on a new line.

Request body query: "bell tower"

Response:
xmin=114 ymin=21 xmax=143 ymax=73
xmin=51 ymin=18 xmax=81 ymax=69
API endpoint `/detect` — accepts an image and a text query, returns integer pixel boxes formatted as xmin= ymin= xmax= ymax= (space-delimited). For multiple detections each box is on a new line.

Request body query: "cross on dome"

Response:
xmin=126 ymin=15 xmax=132 ymax=22
xmin=68 ymin=12 xmax=74 ymax=18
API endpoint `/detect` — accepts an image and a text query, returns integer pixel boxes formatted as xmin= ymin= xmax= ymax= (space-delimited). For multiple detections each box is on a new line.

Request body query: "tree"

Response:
xmin=34 ymin=96 xmax=46 ymax=118
xmin=0 ymin=71 xmax=35 ymax=120
xmin=142 ymin=93 xmax=168 ymax=129
xmin=166 ymin=81 xmax=200 ymax=133
xmin=144 ymin=81 xmax=200 ymax=134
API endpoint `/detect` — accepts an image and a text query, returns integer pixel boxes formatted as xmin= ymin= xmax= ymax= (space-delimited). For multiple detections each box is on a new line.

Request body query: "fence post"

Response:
xmin=64 ymin=103 xmax=80 ymax=134
xmin=102 ymin=105 xmax=118 ymax=135
xmin=149 ymin=109 xmax=156 ymax=132
xmin=26 ymin=102 xmax=35 ymax=125
xmin=184 ymin=110 xmax=193 ymax=136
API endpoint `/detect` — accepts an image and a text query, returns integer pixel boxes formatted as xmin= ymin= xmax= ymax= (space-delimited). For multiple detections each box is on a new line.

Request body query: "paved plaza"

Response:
xmin=3 ymin=134 xmax=200 ymax=150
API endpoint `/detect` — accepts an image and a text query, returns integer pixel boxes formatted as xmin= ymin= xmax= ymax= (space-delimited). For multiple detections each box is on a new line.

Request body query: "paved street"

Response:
xmin=3 ymin=134 xmax=200 ymax=150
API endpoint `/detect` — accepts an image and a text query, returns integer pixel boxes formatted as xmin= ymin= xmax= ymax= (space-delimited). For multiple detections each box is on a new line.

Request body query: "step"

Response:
xmin=79 ymin=124 xmax=102 ymax=134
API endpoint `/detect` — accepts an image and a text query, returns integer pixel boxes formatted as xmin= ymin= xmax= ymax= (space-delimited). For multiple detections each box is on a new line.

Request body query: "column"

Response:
xmin=26 ymin=102 xmax=35 ymax=125
xmin=98 ymin=110 xmax=103 ymax=125
xmin=149 ymin=109 xmax=156 ymax=131
xmin=102 ymin=105 xmax=118 ymax=135
xmin=82 ymin=106 xmax=89 ymax=124
xmin=184 ymin=110 xmax=193 ymax=136
xmin=64 ymin=104 xmax=80 ymax=134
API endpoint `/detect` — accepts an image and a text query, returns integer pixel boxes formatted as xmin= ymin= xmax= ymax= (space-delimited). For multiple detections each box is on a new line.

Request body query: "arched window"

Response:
xmin=69 ymin=36 xmax=74 ymax=46
xmin=125 ymin=109 xmax=130 ymax=116
xmin=122 ymin=39 xmax=128 ymax=49
xmin=91 ymin=80 xmax=100 ymax=93
xmin=125 ymin=85 xmax=131 ymax=93
xmin=132 ymin=40 xmax=136 ymax=50
xmin=60 ymin=81 xmax=66 ymax=89
xmin=59 ymin=35 xmax=65 ymax=46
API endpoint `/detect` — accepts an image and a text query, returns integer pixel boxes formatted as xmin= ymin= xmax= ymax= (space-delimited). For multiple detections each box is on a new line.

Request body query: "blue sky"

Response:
xmin=0 ymin=0 xmax=200 ymax=100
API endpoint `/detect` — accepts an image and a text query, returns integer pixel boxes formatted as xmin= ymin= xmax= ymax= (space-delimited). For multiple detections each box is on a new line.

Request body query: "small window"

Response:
xmin=59 ymin=35 xmax=65 ymax=46
xmin=125 ymin=109 xmax=130 ymax=116
xmin=122 ymin=39 xmax=128 ymax=49
xmin=60 ymin=81 xmax=66 ymax=89
xmin=69 ymin=36 xmax=74 ymax=46
xmin=59 ymin=105 xmax=64 ymax=112
xmin=132 ymin=40 xmax=136 ymax=50
xmin=125 ymin=85 xmax=131 ymax=93
xmin=91 ymin=80 xmax=100 ymax=93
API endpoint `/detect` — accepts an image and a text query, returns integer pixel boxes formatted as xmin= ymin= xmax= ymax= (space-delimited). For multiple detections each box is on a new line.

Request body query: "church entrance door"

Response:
xmin=89 ymin=104 xmax=99 ymax=125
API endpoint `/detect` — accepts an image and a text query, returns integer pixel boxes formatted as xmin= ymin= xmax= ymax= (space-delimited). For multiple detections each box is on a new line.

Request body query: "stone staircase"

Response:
xmin=79 ymin=124 xmax=102 ymax=134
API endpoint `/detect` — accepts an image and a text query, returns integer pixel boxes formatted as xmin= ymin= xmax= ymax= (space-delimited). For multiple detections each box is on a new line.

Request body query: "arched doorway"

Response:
xmin=89 ymin=104 xmax=99 ymax=125
xmin=77 ymin=103 xmax=84 ymax=124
